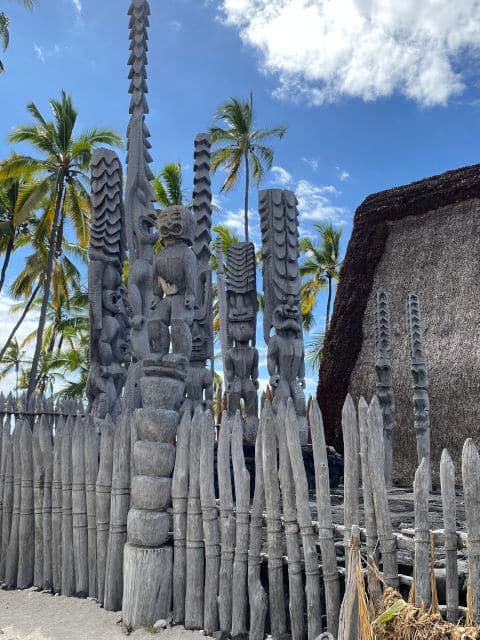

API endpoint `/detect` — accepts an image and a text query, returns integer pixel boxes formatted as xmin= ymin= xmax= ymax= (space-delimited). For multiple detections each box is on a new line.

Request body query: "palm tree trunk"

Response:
xmin=326 ymin=276 xmax=333 ymax=330
xmin=0 ymin=235 xmax=14 ymax=294
xmin=0 ymin=283 xmax=41 ymax=362
xmin=244 ymin=152 xmax=250 ymax=243
xmin=27 ymin=178 xmax=65 ymax=401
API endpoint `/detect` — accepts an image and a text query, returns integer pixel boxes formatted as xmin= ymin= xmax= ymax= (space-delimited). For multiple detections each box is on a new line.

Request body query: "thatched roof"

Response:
xmin=318 ymin=163 xmax=480 ymax=461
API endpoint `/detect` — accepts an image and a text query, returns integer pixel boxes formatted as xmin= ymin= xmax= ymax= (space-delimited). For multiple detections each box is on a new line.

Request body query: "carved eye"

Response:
xmin=171 ymin=223 xmax=182 ymax=234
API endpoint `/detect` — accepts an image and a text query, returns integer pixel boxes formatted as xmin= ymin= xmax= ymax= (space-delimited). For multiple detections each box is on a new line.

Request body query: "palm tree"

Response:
xmin=210 ymin=93 xmax=287 ymax=243
xmin=153 ymin=163 xmax=187 ymax=208
xmin=0 ymin=337 xmax=27 ymax=397
xmin=300 ymin=223 xmax=343 ymax=330
xmin=0 ymin=91 xmax=122 ymax=399
xmin=1 ymin=0 xmax=37 ymax=73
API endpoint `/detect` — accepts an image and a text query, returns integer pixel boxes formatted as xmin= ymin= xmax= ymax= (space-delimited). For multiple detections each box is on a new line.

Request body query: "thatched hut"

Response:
xmin=318 ymin=163 xmax=480 ymax=485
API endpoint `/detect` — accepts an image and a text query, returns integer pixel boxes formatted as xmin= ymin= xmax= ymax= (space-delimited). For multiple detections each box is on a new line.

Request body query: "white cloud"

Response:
xmin=339 ymin=170 xmax=350 ymax=182
xmin=302 ymin=157 xmax=319 ymax=172
xmin=271 ymin=165 xmax=293 ymax=186
xmin=220 ymin=0 xmax=480 ymax=106
xmin=33 ymin=42 xmax=62 ymax=63
xmin=71 ymin=0 xmax=82 ymax=11
xmin=169 ymin=20 xmax=182 ymax=32
xmin=33 ymin=43 xmax=45 ymax=62
xmin=296 ymin=179 xmax=346 ymax=224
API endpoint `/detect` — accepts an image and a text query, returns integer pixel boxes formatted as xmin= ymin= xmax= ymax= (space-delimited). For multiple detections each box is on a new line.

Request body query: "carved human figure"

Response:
xmin=146 ymin=205 xmax=197 ymax=377
xmin=267 ymin=295 xmax=306 ymax=418
xmin=225 ymin=319 xmax=259 ymax=418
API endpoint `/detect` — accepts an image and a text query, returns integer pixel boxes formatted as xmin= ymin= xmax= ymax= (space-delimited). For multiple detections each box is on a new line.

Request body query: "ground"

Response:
xmin=0 ymin=590 xmax=205 ymax=640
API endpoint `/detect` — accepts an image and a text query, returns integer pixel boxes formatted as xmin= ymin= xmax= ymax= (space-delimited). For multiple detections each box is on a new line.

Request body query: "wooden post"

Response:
xmin=231 ymin=411 xmax=250 ymax=638
xmin=414 ymin=457 xmax=430 ymax=608
xmin=61 ymin=416 xmax=75 ymax=597
xmin=366 ymin=396 xmax=399 ymax=588
xmin=18 ymin=419 xmax=34 ymax=589
xmin=358 ymin=397 xmax=381 ymax=610
xmin=0 ymin=418 xmax=13 ymax=583
xmin=6 ymin=419 xmax=22 ymax=587
xmin=200 ymin=410 xmax=220 ymax=635
xmin=248 ymin=417 xmax=267 ymax=640
xmin=32 ymin=416 xmax=44 ymax=588
xmin=285 ymin=399 xmax=322 ymax=640
xmin=172 ymin=409 xmax=191 ymax=624
xmin=342 ymin=394 xmax=359 ymax=581
xmin=462 ymin=439 xmax=480 ymax=623
xmin=39 ymin=415 xmax=53 ymax=591
xmin=309 ymin=399 xmax=340 ymax=638
xmin=96 ymin=415 xmax=115 ymax=606
xmin=52 ymin=416 xmax=64 ymax=593
xmin=185 ymin=407 xmax=205 ymax=629
xmin=104 ymin=411 xmax=131 ymax=611
xmin=72 ymin=414 xmax=88 ymax=597
xmin=338 ymin=525 xmax=361 ymax=640
xmin=85 ymin=416 xmax=99 ymax=598
xmin=440 ymin=449 xmax=458 ymax=623
xmin=262 ymin=401 xmax=286 ymax=639
xmin=218 ymin=413 xmax=235 ymax=633
xmin=0 ymin=409 xmax=8 ymax=575
xmin=276 ymin=402 xmax=304 ymax=640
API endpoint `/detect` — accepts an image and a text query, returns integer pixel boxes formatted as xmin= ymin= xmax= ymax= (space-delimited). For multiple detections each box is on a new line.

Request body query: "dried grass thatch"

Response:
xmin=318 ymin=163 xmax=480 ymax=484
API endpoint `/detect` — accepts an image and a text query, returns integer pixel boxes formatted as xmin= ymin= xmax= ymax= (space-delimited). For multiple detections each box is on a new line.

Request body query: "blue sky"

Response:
xmin=1 ymin=0 xmax=480 ymax=394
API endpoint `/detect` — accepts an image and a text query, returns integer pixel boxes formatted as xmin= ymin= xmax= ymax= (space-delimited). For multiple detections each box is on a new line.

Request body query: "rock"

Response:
xmin=153 ymin=619 xmax=168 ymax=632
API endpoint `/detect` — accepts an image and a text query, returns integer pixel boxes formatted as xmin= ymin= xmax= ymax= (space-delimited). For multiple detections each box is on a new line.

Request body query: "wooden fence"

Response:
xmin=0 ymin=391 xmax=479 ymax=639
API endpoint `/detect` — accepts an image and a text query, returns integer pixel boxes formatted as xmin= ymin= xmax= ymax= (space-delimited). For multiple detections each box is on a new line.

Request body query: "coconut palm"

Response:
xmin=300 ymin=223 xmax=343 ymax=330
xmin=305 ymin=330 xmax=325 ymax=373
xmin=0 ymin=91 xmax=122 ymax=399
xmin=153 ymin=163 xmax=187 ymax=208
xmin=210 ymin=93 xmax=287 ymax=243
xmin=1 ymin=0 xmax=37 ymax=73
xmin=0 ymin=337 xmax=27 ymax=397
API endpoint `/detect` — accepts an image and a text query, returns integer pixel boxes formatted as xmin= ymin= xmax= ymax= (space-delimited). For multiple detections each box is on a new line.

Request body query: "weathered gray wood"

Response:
xmin=366 ymin=396 xmax=399 ymax=588
xmin=262 ymin=401 xmax=286 ymax=639
xmin=72 ymin=414 xmax=88 ymax=597
xmin=6 ymin=419 xmax=22 ymax=587
xmin=18 ymin=420 xmax=34 ymax=589
xmin=217 ymin=413 xmax=235 ymax=633
xmin=96 ymin=415 xmax=115 ymax=605
xmin=440 ymin=449 xmax=458 ymax=623
xmin=231 ymin=411 xmax=250 ymax=638
xmin=342 ymin=394 xmax=359 ymax=574
xmin=39 ymin=415 xmax=53 ymax=591
xmin=61 ymin=416 xmax=75 ymax=597
xmin=414 ymin=457 xmax=430 ymax=608
xmin=0 ymin=412 xmax=8 ymax=575
xmin=0 ymin=419 xmax=13 ymax=582
xmin=309 ymin=399 xmax=340 ymax=638
xmin=185 ymin=407 xmax=205 ymax=630
xmin=52 ymin=416 xmax=64 ymax=593
xmin=85 ymin=416 xmax=99 ymax=598
xmin=285 ymin=399 xmax=322 ymax=640
xmin=32 ymin=417 xmax=44 ymax=588
xmin=172 ymin=409 xmax=191 ymax=624
xmin=104 ymin=411 xmax=131 ymax=611
xmin=276 ymin=402 xmax=304 ymax=640
xmin=200 ymin=410 xmax=220 ymax=635
xmin=248 ymin=418 xmax=267 ymax=640
xmin=338 ymin=526 xmax=360 ymax=640
xmin=462 ymin=438 xmax=480 ymax=624
xmin=358 ymin=397 xmax=381 ymax=611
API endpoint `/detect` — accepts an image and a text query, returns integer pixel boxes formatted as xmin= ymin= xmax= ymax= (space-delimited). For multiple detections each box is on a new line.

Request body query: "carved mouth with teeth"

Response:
xmin=138 ymin=212 xmax=159 ymax=243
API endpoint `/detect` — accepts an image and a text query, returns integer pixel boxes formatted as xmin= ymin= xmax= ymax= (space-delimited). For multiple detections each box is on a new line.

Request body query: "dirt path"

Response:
xmin=0 ymin=590 xmax=204 ymax=640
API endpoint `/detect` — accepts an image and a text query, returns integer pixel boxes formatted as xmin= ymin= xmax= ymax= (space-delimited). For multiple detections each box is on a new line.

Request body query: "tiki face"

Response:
xmin=413 ymin=390 xmax=430 ymax=432
xmin=102 ymin=288 xmax=125 ymax=316
xmin=411 ymin=363 xmax=428 ymax=389
xmin=136 ymin=211 xmax=158 ymax=245
xmin=375 ymin=361 xmax=393 ymax=386
xmin=157 ymin=205 xmax=195 ymax=246
xmin=230 ymin=320 xmax=255 ymax=345
xmin=272 ymin=295 xmax=302 ymax=334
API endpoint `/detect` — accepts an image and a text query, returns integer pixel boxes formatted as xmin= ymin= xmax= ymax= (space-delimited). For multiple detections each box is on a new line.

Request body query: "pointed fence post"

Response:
xmin=440 ymin=449 xmax=458 ymax=623
xmin=39 ymin=415 xmax=53 ymax=591
xmin=248 ymin=417 xmax=267 ymax=640
xmin=6 ymin=419 xmax=22 ymax=588
xmin=338 ymin=526 xmax=361 ymax=640
xmin=200 ymin=410 xmax=220 ymax=635
xmin=262 ymin=401 xmax=286 ymax=639
xmin=0 ymin=416 xmax=12 ymax=583
xmin=17 ymin=420 xmax=34 ymax=589
xmin=52 ymin=416 xmax=64 ymax=593
xmin=285 ymin=399 xmax=322 ymax=640
xmin=276 ymin=402 xmax=304 ymax=640
xmin=342 ymin=395 xmax=359 ymax=575
xmin=32 ymin=416 xmax=44 ymax=588
xmin=309 ymin=400 xmax=340 ymax=638
xmin=0 ymin=404 xmax=7 ymax=572
xmin=172 ymin=409 xmax=191 ymax=625
xmin=96 ymin=415 xmax=115 ymax=605
xmin=72 ymin=415 xmax=88 ymax=597
xmin=414 ymin=457 xmax=430 ymax=608
xmin=217 ymin=414 xmax=235 ymax=634
xmin=462 ymin=438 xmax=480 ymax=624
xmin=61 ymin=416 xmax=75 ymax=597
xmin=85 ymin=416 xmax=99 ymax=598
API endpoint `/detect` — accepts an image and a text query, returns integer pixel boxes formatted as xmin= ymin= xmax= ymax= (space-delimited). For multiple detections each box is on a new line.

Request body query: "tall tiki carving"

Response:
xmin=225 ymin=242 xmax=259 ymax=441
xmin=259 ymin=189 xmax=307 ymax=443
xmin=86 ymin=149 xmax=129 ymax=419
xmin=124 ymin=0 xmax=158 ymax=410
xmin=374 ymin=289 xmax=396 ymax=487
xmin=187 ymin=134 xmax=214 ymax=410
xmin=407 ymin=294 xmax=431 ymax=487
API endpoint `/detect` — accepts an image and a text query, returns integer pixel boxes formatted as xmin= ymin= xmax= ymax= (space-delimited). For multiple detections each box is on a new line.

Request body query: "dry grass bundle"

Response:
xmin=373 ymin=588 xmax=480 ymax=640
